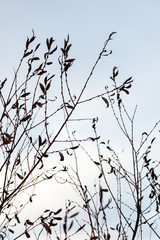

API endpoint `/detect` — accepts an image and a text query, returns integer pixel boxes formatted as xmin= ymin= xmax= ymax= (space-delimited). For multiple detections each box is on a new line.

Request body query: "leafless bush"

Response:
xmin=64 ymin=68 xmax=160 ymax=240
xmin=0 ymin=31 xmax=121 ymax=239
xmin=1 ymin=31 xmax=159 ymax=240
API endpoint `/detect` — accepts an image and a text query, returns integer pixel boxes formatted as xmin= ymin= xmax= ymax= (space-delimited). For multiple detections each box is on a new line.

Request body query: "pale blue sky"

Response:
xmin=0 ymin=0 xmax=159 ymax=122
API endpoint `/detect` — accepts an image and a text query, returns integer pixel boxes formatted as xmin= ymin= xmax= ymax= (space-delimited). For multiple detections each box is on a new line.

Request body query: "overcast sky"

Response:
xmin=0 ymin=1 xmax=160 ymax=239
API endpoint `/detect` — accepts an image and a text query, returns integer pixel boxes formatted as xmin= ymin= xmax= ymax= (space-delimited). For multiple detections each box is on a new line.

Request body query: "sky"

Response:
xmin=0 ymin=0 xmax=160 ymax=239
xmin=0 ymin=0 xmax=160 ymax=123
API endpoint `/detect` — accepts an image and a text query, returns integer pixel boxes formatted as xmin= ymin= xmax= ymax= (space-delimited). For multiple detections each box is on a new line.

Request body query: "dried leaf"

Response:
xmin=44 ymin=76 xmax=48 ymax=85
xmin=89 ymin=136 xmax=100 ymax=141
xmin=50 ymin=220 xmax=57 ymax=226
xmin=68 ymin=220 xmax=74 ymax=231
xmin=37 ymin=102 xmax=43 ymax=108
xmin=50 ymin=37 xmax=54 ymax=45
xmin=76 ymin=224 xmax=85 ymax=233
xmin=50 ymin=46 xmax=57 ymax=54
xmin=15 ymin=214 xmax=20 ymax=223
xmin=67 ymin=104 xmax=74 ymax=109
xmin=35 ymin=43 xmax=41 ymax=51
xmin=102 ymin=97 xmax=109 ymax=108
xmin=44 ymin=209 xmax=50 ymax=213
xmin=40 ymin=83 xmax=46 ymax=94
xmin=46 ymin=62 xmax=53 ymax=65
xmin=94 ymin=161 xmax=100 ymax=165
xmin=54 ymin=217 xmax=62 ymax=221
xmin=2 ymin=136 xmax=11 ymax=145
xmin=48 ymin=74 xmax=55 ymax=81
xmin=125 ymin=83 xmax=132 ymax=89
xmin=21 ymin=115 xmax=31 ymax=122
xmin=8 ymin=229 xmax=14 ymax=234
xmin=124 ymin=77 xmax=133 ymax=84
xmin=38 ymin=135 xmax=42 ymax=147
xmin=64 ymin=63 xmax=72 ymax=71
xmin=102 ymin=188 xmax=108 ymax=192
xmin=46 ymin=38 xmax=50 ymax=50
xmin=0 ymin=78 xmax=7 ymax=90
xmin=25 ymin=219 xmax=34 ymax=226
xmin=67 ymin=34 xmax=69 ymax=42
xmin=16 ymin=173 xmax=23 ymax=180
xmin=109 ymin=32 xmax=117 ymax=39
xmin=63 ymin=223 xmax=67 ymax=234
xmin=54 ymin=208 xmax=62 ymax=215
xmin=29 ymin=35 xmax=36 ymax=43
xmin=31 ymin=57 xmax=40 ymax=62
xmin=151 ymin=137 xmax=156 ymax=144
xmin=38 ymin=158 xmax=44 ymax=169
xmin=99 ymin=172 xmax=103 ymax=178
xmin=59 ymin=152 xmax=64 ymax=161
xmin=66 ymin=44 xmax=72 ymax=52
xmin=46 ymin=81 xmax=51 ymax=91
xmin=61 ymin=48 xmax=66 ymax=55
xmin=24 ymin=50 xmax=33 ymax=58
xmin=120 ymin=88 xmax=129 ymax=94
xmin=42 ymin=222 xmax=52 ymax=234
xmin=113 ymin=66 xmax=119 ymax=77
xmin=70 ymin=145 xmax=79 ymax=150
xmin=34 ymin=63 xmax=43 ymax=72
xmin=37 ymin=70 xmax=47 ymax=76
xmin=107 ymin=233 xmax=111 ymax=240
xmin=26 ymin=38 xmax=30 ymax=49
xmin=65 ymin=58 xmax=75 ymax=63
xmin=142 ymin=132 xmax=148 ymax=136
xmin=69 ymin=212 xmax=79 ymax=218
xmin=25 ymin=230 xmax=30 ymax=238
xmin=20 ymin=92 xmax=30 ymax=98
xmin=43 ymin=153 xmax=48 ymax=158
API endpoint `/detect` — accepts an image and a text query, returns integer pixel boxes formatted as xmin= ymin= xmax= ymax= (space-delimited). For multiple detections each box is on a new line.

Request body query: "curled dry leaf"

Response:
xmin=102 ymin=96 xmax=109 ymax=108
xmin=59 ymin=152 xmax=64 ymax=161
